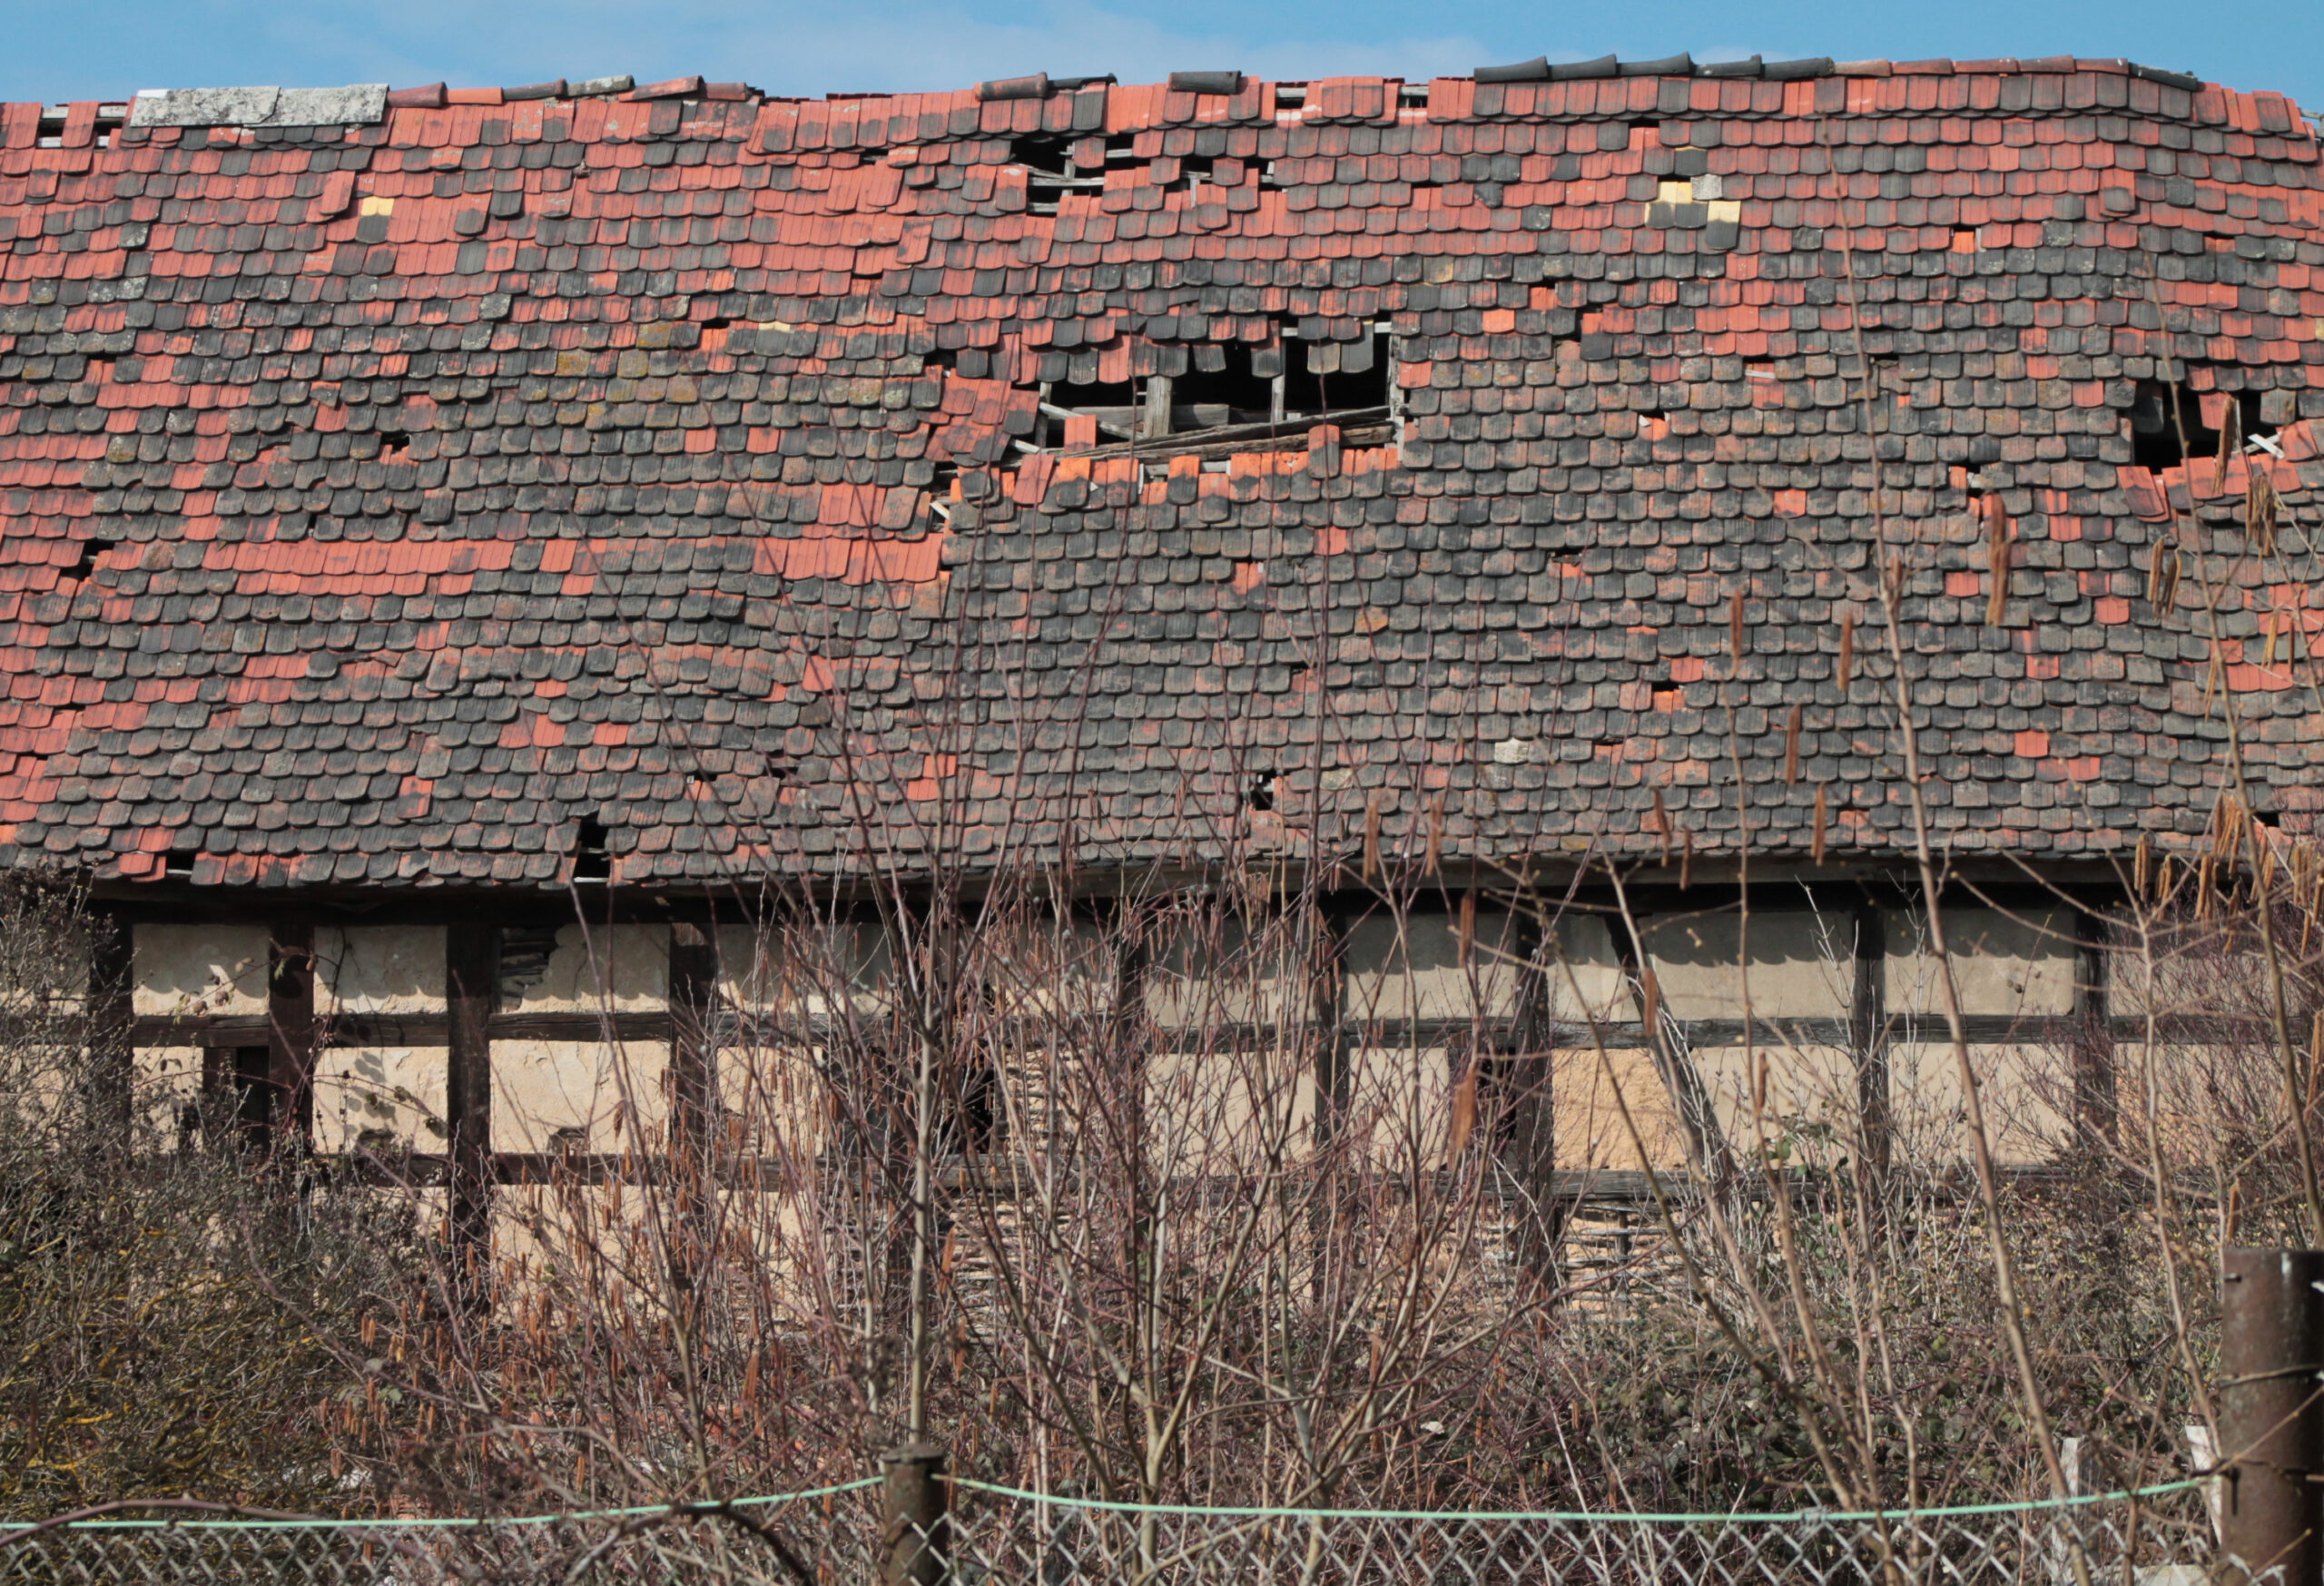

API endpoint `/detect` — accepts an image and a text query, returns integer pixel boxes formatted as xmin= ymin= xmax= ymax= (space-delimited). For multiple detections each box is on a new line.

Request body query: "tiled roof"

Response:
xmin=0 ymin=61 xmax=2317 ymax=891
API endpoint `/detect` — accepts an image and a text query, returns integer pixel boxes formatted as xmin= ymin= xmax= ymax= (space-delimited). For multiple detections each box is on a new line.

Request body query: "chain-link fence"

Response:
xmin=1 ymin=1475 xmax=2223 ymax=1585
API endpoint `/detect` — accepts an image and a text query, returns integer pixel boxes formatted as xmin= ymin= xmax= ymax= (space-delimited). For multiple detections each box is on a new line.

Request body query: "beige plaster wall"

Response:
xmin=1144 ymin=1040 xmax=1315 ymax=1172
xmin=1342 ymin=910 xmax=1519 ymax=1023
xmin=492 ymin=1038 xmax=672 ymax=1153
xmin=133 ymin=924 xmax=271 ymax=1017
xmin=1892 ymin=1041 xmax=2070 ymax=1166
xmin=1694 ymin=1041 xmax=1859 ymax=1167
xmin=500 ymin=924 xmax=667 ymax=1014
xmin=1551 ymin=1045 xmax=1688 ymax=1171
xmin=1145 ymin=916 xmax=1306 ymax=1029
xmin=314 ymin=1046 xmax=448 ymax=1153
xmin=316 ymin=926 xmax=444 ymax=1015
xmin=1885 ymin=908 xmax=2077 ymax=1020
xmin=1643 ymin=910 xmax=1854 ymax=1021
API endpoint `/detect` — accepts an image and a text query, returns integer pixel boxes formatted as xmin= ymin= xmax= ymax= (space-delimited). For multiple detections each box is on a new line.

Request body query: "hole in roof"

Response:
xmin=1951 ymin=228 xmax=1978 ymax=254
xmin=377 ymin=430 xmax=409 ymax=460
xmin=572 ymin=816 xmax=610 ymax=882
xmin=66 ymin=538 xmax=115 ymax=583
xmin=164 ymin=846 xmax=200 ymax=879
xmin=1638 ymin=409 xmax=1669 ymax=441
xmin=1246 ymin=774 xmax=1276 ymax=813
xmin=2130 ymin=379 xmax=2215 ymax=470
xmin=702 ymin=316 xmax=732 ymax=330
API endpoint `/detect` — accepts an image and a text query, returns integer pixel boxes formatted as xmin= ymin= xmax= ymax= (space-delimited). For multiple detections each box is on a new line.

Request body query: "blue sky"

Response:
xmin=1 ymin=0 xmax=2319 ymax=113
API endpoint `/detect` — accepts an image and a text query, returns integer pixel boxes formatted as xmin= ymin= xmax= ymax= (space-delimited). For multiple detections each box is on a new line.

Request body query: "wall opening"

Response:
xmin=65 ymin=538 xmax=114 ymax=583
xmin=573 ymin=816 xmax=611 ymax=882
xmin=2131 ymin=379 xmax=2212 ymax=469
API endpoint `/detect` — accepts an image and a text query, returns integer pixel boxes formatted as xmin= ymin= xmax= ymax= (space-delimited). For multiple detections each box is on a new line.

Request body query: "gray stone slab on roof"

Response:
xmin=126 ymin=84 xmax=386 ymax=129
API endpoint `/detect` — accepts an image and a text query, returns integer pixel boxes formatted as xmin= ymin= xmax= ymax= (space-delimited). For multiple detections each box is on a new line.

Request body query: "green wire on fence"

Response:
xmin=17 ymin=1475 xmax=881 ymax=1534
xmin=5 ymin=1472 xmax=2208 ymax=1540
xmin=942 ymin=1476 xmax=2211 ymax=1526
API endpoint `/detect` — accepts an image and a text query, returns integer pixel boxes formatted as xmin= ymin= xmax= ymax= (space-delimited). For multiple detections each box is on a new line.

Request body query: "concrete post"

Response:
xmin=2221 ymin=1248 xmax=2324 ymax=1586
xmin=880 ymin=1441 xmax=949 ymax=1586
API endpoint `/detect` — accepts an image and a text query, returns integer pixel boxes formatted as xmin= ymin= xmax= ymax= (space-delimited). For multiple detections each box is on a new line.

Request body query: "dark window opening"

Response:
xmin=1246 ymin=774 xmax=1276 ymax=813
xmin=1284 ymin=329 xmax=1389 ymax=415
xmin=2233 ymin=388 xmax=2277 ymax=443
xmin=1167 ymin=341 xmax=1284 ymax=427
xmin=201 ymin=1045 xmax=275 ymax=1153
xmin=2131 ymin=379 xmax=2214 ymax=469
xmin=573 ymin=816 xmax=610 ymax=882
xmin=940 ymin=1057 xmax=1000 ymax=1157
xmin=65 ymin=537 xmax=115 ymax=583
xmin=1465 ymin=1040 xmax=1551 ymax=1157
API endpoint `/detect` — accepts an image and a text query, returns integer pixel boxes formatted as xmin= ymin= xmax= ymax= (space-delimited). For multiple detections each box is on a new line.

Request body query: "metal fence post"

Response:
xmin=881 ymin=1441 xmax=949 ymax=1586
xmin=2221 ymin=1248 xmax=2324 ymax=1585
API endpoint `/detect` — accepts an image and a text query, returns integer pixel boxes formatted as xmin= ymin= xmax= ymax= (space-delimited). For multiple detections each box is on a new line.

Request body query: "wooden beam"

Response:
xmin=267 ymin=921 xmax=315 ymax=1144
xmin=2073 ymin=911 xmax=2117 ymax=1144
xmin=1851 ymin=898 xmax=1891 ymax=1191
xmin=130 ymin=1010 xmax=672 ymax=1048
xmin=1500 ymin=901 xmax=1559 ymax=1284
xmin=87 ymin=908 xmax=133 ymax=1149
xmin=1139 ymin=372 xmax=1173 ymax=440
xmin=667 ymin=921 xmax=721 ymax=1281
xmin=445 ymin=921 xmax=497 ymax=1279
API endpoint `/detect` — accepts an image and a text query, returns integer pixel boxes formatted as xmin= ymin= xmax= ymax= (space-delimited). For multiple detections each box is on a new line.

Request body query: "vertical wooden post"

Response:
xmin=85 ymin=907 xmax=134 ymax=1150
xmin=669 ymin=921 xmax=719 ymax=1157
xmin=879 ymin=1441 xmax=950 ymax=1586
xmin=267 ymin=920 xmax=316 ymax=1146
xmin=1501 ymin=902 xmax=1560 ymax=1286
xmin=2220 ymin=1248 xmax=2324 ymax=1586
xmin=1307 ymin=897 xmax=1347 ymax=1144
xmin=445 ymin=921 xmax=497 ymax=1287
xmin=2073 ymin=908 xmax=2118 ymax=1146
xmin=1849 ymin=898 xmax=1891 ymax=1192
xmin=1139 ymin=372 xmax=1174 ymax=440
xmin=668 ymin=921 xmax=721 ymax=1279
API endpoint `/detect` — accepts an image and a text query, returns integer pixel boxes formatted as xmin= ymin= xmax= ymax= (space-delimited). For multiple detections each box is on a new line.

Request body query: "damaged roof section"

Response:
xmin=127 ymin=84 xmax=389 ymax=129
xmin=0 ymin=64 xmax=2313 ymax=892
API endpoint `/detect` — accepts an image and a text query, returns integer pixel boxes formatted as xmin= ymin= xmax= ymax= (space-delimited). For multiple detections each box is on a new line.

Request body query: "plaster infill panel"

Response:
xmin=492 ymin=1038 xmax=672 ymax=1153
xmin=1538 ymin=914 xmax=1634 ymax=1025
xmin=134 ymin=1045 xmax=204 ymax=1138
xmin=318 ymin=925 xmax=444 ymax=1014
xmin=1145 ymin=917 xmax=1305 ymax=1029
xmin=1885 ymin=909 xmax=2077 ymax=1020
xmin=497 ymin=924 xmax=668 ymax=1014
xmin=1344 ymin=1043 xmax=1454 ymax=1167
xmin=1342 ymin=911 xmax=1519 ymax=1023
xmin=133 ymin=923 xmax=271 ymax=1017
xmin=716 ymin=921 xmax=892 ymax=1014
xmin=1694 ymin=1042 xmax=1858 ymax=1168
xmin=314 ymin=1046 xmax=448 ymax=1153
xmin=716 ymin=1044 xmax=830 ymax=1159
xmin=1641 ymin=910 xmax=1853 ymax=1022
xmin=1892 ymin=1041 xmax=2070 ymax=1167
xmin=1143 ymin=1043 xmax=1315 ymax=1173
xmin=1551 ymin=1045 xmax=1687 ymax=1171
